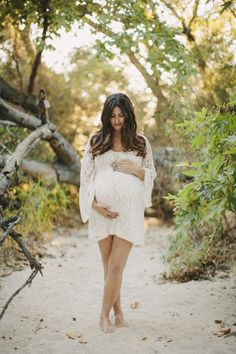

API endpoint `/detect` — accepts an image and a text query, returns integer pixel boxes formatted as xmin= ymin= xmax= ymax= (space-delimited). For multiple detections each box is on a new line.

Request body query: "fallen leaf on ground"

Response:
xmin=213 ymin=327 xmax=231 ymax=337
xmin=69 ymin=241 xmax=77 ymax=247
xmin=214 ymin=319 xmax=223 ymax=324
xmin=66 ymin=330 xmax=83 ymax=339
xmin=142 ymin=337 xmax=148 ymax=340
xmin=79 ymin=340 xmax=88 ymax=344
xmin=130 ymin=300 xmax=140 ymax=309
xmin=0 ymin=271 xmax=12 ymax=277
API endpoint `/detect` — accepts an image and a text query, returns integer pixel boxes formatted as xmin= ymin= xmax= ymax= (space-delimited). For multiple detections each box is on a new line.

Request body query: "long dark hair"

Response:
xmin=89 ymin=93 xmax=146 ymax=158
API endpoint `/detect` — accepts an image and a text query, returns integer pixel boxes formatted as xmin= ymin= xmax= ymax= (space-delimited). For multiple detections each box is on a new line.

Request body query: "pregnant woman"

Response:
xmin=79 ymin=92 xmax=157 ymax=333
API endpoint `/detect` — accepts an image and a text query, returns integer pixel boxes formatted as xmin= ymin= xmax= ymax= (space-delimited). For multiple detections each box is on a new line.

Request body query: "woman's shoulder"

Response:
xmin=136 ymin=133 xmax=153 ymax=154
xmin=138 ymin=132 xmax=154 ymax=144
xmin=82 ymin=134 xmax=97 ymax=154
xmin=85 ymin=133 xmax=98 ymax=146
xmin=136 ymin=132 xmax=149 ymax=144
xmin=88 ymin=133 xmax=97 ymax=141
xmin=137 ymin=132 xmax=147 ymax=138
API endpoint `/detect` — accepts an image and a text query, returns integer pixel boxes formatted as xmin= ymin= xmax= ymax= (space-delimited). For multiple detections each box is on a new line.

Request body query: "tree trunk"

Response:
xmin=0 ymin=77 xmax=39 ymax=114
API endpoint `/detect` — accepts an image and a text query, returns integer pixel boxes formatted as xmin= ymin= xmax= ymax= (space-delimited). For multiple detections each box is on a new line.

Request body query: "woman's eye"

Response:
xmin=110 ymin=114 xmax=124 ymax=118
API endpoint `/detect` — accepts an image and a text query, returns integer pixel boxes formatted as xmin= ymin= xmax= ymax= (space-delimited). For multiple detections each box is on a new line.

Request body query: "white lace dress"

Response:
xmin=79 ymin=135 xmax=157 ymax=246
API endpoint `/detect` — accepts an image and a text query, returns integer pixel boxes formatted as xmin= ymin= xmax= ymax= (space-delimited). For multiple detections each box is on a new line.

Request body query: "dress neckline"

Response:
xmin=111 ymin=149 xmax=123 ymax=152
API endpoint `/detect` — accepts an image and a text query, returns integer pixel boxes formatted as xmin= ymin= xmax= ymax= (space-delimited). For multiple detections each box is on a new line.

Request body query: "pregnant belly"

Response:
xmin=94 ymin=169 xmax=143 ymax=210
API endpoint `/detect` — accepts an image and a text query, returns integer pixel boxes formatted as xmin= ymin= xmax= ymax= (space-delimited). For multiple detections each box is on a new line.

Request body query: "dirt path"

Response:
xmin=0 ymin=219 xmax=236 ymax=354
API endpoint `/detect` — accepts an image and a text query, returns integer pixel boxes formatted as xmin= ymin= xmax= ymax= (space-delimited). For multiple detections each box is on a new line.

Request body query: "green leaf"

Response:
xmin=191 ymin=134 xmax=205 ymax=147
xmin=223 ymin=147 xmax=236 ymax=155
xmin=181 ymin=170 xmax=198 ymax=177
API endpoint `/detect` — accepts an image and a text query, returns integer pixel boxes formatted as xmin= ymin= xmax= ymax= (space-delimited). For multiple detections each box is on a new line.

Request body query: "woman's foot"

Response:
xmin=114 ymin=312 xmax=128 ymax=328
xmin=100 ymin=315 xmax=115 ymax=333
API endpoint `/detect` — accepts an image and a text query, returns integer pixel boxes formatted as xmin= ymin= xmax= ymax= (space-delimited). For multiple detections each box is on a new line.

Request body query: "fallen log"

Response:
xmin=0 ymin=97 xmax=81 ymax=185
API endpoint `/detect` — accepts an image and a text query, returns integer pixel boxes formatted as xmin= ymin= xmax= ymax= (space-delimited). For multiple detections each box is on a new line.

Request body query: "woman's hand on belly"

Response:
xmin=92 ymin=200 xmax=119 ymax=219
xmin=113 ymin=159 xmax=143 ymax=179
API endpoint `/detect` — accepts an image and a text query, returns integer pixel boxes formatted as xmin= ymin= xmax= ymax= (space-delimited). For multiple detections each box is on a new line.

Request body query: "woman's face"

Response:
xmin=110 ymin=106 xmax=125 ymax=132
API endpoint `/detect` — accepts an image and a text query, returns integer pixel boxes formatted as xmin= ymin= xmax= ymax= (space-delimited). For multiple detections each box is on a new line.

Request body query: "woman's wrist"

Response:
xmin=92 ymin=199 xmax=98 ymax=210
xmin=133 ymin=167 xmax=145 ymax=181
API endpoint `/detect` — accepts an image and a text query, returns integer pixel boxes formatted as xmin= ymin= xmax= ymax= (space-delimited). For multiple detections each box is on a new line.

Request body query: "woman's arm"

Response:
xmin=132 ymin=166 xmax=145 ymax=181
xmin=92 ymin=199 xmax=119 ymax=219
xmin=79 ymin=137 xmax=95 ymax=223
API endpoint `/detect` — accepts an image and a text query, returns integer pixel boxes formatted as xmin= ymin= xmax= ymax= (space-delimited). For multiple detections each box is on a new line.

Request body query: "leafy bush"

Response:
xmin=162 ymin=103 xmax=236 ymax=282
xmin=1 ymin=177 xmax=80 ymax=248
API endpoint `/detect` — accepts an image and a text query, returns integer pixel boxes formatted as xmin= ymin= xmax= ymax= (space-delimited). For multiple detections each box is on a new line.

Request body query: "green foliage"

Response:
xmin=6 ymin=178 xmax=77 ymax=236
xmin=162 ymin=223 xmax=225 ymax=281
xmin=163 ymin=102 xmax=236 ymax=281
xmin=0 ymin=0 xmax=101 ymax=38
xmin=0 ymin=124 xmax=55 ymax=162
xmin=1 ymin=0 xmax=235 ymax=147
xmin=90 ymin=0 xmax=195 ymax=84
xmin=82 ymin=0 xmax=236 ymax=145
xmin=0 ymin=0 xmax=102 ymax=94
xmin=8 ymin=179 xmax=66 ymax=234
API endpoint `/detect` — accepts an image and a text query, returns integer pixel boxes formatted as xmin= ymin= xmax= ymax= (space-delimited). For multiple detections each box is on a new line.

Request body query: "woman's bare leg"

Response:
xmin=103 ymin=266 xmax=126 ymax=327
xmin=98 ymin=235 xmax=123 ymax=310
xmin=99 ymin=235 xmax=133 ymax=332
xmin=98 ymin=235 xmax=123 ymax=332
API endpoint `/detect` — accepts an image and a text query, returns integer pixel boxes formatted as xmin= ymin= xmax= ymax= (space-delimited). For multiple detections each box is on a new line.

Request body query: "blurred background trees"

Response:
xmin=1 ymin=0 xmax=235 ymax=146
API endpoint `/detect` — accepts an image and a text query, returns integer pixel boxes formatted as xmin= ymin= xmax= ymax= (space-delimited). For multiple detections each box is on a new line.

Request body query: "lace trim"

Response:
xmin=79 ymin=136 xmax=95 ymax=222
xmin=141 ymin=136 xmax=157 ymax=207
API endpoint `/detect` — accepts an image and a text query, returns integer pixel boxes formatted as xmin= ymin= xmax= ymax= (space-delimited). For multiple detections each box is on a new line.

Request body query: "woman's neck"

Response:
xmin=113 ymin=131 xmax=121 ymax=140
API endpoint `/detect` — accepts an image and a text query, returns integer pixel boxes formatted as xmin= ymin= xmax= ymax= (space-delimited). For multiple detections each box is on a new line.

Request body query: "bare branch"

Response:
xmin=27 ymin=0 xmax=50 ymax=94
xmin=160 ymin=0 xmax=183 ymax=20
xmin=0 ymin=143 xmax=13 ymax=155
xmin=0 ymin=120 xmax=17 ymax=126
xmin=0 ymin=123 xmax=56 ymax=195
xmin=0 ymin=268 xmax=43 ymax=320
xmin=160 ymin=0 xmax=206 ymax=71
xmin=0 ymin=214 xmax=21 ymax=246
xmin=222 ymin=0 xmax=236 ymax=18
xmin=0 ymin=97 xmax=41 ymax=128
xmin=189 ymin=0 xmax=200 ymax=27
xmin=0 ymin=154 xmax=62 ymax=182
xmin=127 ymin=51 xmax=169 ymax=108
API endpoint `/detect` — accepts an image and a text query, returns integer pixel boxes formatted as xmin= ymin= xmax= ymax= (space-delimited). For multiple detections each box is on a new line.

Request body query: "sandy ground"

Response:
xmin=0 ymin=218 xmax=236 ymax=354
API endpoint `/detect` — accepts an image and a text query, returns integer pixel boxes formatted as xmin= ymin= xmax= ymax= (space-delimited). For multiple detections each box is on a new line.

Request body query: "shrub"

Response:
xmin=162 ymin=103 xmax=236 ymax=282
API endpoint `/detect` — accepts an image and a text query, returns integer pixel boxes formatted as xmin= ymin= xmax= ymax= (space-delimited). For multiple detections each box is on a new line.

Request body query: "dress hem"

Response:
xmin=88 ymin=234 xmax=144 ymax=247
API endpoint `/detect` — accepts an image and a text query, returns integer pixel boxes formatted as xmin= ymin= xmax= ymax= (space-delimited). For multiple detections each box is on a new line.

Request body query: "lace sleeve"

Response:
xmin=79 ymin=136 xmax=96 ymax=223
xmin=141 ymin=136 xmax=157 ymax=208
